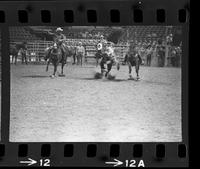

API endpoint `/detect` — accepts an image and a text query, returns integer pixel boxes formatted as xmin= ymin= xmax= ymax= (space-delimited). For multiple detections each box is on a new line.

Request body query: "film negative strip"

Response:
xmin=0 ymin=0 xmax=189 ymax=167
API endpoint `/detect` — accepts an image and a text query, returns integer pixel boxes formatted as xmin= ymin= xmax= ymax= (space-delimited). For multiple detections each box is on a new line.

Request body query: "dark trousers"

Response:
xmin=147 ymin=54 xmax=151 ymax=66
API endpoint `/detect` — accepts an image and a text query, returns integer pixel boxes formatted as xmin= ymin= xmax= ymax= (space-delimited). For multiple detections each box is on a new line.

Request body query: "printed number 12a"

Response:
xmin=125 ymin=160 xmax=145 ymax=167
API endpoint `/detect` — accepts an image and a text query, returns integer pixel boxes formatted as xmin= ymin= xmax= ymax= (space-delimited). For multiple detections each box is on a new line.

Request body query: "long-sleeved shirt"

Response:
xmin=76 ymin=46 xmax=85 ymax=55
xmin=48 ymin=31 xmax=66 ymax=44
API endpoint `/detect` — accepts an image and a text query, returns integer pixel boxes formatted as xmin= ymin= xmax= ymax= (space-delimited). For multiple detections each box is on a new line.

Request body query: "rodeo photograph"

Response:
xmin=0 ymin=28 xmax=1 ymax=140
xmin=9 ymin=26 xmax=182 ymax=142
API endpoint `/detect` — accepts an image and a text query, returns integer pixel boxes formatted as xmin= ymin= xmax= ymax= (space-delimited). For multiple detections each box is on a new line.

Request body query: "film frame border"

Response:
xmin=0 ymin=0 xmax=189 ymax=167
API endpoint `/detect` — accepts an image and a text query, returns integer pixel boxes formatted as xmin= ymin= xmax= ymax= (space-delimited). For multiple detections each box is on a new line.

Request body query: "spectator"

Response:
xmin=146 ymin=45 xmax=153 ymax=66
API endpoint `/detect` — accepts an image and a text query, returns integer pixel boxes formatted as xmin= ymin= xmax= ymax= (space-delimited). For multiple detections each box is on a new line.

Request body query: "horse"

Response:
xmin=124 ymin=52 xmax=142 ymax=80
xmin=10 ymin=45 xmax=18 ymax=64
xmin=66 ymin=46 xmax=77 ymax=65
xmin=100 ymin=53 xmax=120 ymax=77
xmin=44 ymin=44 xmax=67 ymax=78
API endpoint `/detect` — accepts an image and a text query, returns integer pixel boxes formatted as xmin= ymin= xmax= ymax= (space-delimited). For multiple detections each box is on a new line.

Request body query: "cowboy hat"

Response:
xmin=56 ymin=27 xmax=63 ymax=32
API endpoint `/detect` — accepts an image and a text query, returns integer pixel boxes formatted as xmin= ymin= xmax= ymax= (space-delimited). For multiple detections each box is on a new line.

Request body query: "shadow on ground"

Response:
xmin=77 ymin=77 xmax=129 ymax=82
xmin=22 ymin=75 xmax=50 ymax=78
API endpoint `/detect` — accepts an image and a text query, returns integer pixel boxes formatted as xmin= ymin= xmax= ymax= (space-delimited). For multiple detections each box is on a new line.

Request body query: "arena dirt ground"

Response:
xmin=10 ymin=63 xmax=182 ymax=142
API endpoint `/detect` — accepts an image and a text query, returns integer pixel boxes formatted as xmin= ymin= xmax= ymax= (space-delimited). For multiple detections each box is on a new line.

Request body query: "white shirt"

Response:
xmin=105 ymin=46 xmax=114 ymax=56
xmin=76 ymin=46 xmax=85 ymax=55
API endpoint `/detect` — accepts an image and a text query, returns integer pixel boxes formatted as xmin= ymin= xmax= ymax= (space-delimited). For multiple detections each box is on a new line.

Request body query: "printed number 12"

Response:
xmin=40 ymin=159 xmax=50 ymax=166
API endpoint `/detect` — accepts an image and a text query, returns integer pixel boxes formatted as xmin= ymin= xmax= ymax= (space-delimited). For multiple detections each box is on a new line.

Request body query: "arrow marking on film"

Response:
xmin=20 ymin=158 xmax=37 ymax=166
xmin=105 ymin=158 xmax=123 ymax=167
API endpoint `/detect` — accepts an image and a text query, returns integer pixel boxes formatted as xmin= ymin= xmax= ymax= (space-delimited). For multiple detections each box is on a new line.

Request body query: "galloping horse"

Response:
xmin=44 ymin=43 xmax=67 ymax=77
xmin=124 ymin=52 xmax=142 ymax=80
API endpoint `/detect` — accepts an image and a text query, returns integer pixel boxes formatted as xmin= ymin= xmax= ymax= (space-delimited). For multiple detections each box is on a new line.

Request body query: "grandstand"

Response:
xmin=119 ymin=26 xmax=175 ymax=43
xmin=10 ymin=27 xmax=42 ymax=43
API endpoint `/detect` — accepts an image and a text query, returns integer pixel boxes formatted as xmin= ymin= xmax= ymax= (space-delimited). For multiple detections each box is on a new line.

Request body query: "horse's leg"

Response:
xmin=52 ymin=63 xmax=57 ymax=77
xmin=128 ymin=62 xmax=132 ymax=78
xmin=100 ymin=61 xmax=104 ymax=75
xmin=60 ymin=60 xmax=65 ymax=75
xmin=46 ymin=59 xmax=50 ymax=72
xmin=81 ymin=54 xmax=82 ymax=66
xmin=135 ymin=62 xmax=140 ymax=80
xmin=61 ymin=63 xmax=64 ymax=75
xmin=105 ymin=63 xmax=112 ymax=77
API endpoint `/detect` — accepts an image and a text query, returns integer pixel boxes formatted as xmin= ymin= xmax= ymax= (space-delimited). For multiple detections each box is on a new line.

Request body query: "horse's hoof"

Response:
xmin=59 ymin=74 xmax=65 ymax=77
xmin=136 ymin=77 xmax=140 ymax=81
xmin=94 ymin=72 xmax=102 ymax=79
xmin=107 ymin=74 xmax=116 ymax=80
xmin=128 ymin=75 xmax=134 ymax=80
